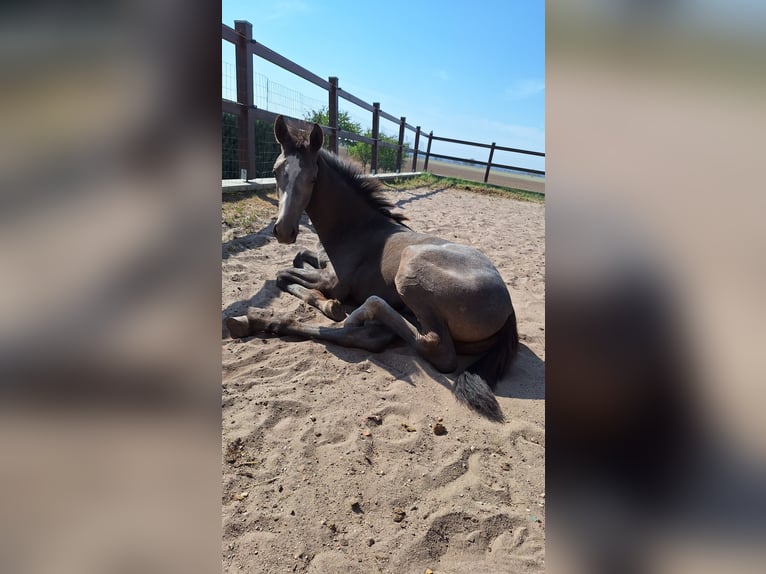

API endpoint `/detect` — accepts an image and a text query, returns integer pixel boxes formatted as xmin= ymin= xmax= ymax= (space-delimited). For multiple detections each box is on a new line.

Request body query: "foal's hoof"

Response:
xmin=292 ymin=251 xmax=309 ymax=268
xmin=275 ymin=273 xmax=289 ymax=291
xmin=226 ymin=316 xmax=250 ymax=339
xmin=321 ymin=299 xmax=345 ymax=322
xmin=246 ymin=307 xmax=281 ymax=333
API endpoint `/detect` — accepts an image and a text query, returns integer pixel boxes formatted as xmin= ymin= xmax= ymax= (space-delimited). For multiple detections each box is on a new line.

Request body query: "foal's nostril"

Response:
xmin=272 ymin=222 xmax=297 ymax=244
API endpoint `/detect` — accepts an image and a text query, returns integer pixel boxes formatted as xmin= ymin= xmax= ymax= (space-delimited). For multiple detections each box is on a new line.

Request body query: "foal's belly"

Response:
xmin=344 ymin=231 xmax=440 ymax=308
xmin=348 ymin=269 xmax=404 ymax=309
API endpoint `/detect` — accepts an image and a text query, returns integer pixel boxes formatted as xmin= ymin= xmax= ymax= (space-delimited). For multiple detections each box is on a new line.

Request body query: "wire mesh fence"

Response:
xmin=222 ymin=112 xmax=239 ymax=179
xmin=222 ymin=113 xmax=284 ymax=180
xmin=222 ymin=61 xmax=235 ymax=103
xmin=253 ymin=119 xmax=281 ymax=178
xmin=253 ymin=73 xmax=324 ymax=120
xmin=222 ymin=73 xmax=329 ymax=179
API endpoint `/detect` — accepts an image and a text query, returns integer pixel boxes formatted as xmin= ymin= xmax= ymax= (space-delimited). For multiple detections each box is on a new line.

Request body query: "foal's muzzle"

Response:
xmin=273 ymin=221 xmax=297 ymax=244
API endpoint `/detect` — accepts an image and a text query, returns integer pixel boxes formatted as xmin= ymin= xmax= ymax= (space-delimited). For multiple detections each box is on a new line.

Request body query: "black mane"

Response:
xmin=318 ymin=148 xmax=408 ymax=225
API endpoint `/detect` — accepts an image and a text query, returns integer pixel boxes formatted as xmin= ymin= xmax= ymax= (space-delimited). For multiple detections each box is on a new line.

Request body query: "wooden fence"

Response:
xmin=222 ymin=20 xmax=544 ymax=181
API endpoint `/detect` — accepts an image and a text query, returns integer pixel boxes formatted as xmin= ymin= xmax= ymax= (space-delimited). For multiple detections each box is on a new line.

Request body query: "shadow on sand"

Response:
xmin=223 ymin=307 xmax=544 ymax=406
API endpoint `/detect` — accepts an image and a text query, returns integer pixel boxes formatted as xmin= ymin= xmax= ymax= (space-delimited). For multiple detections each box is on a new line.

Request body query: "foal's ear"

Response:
xmin=309 ymin=123 xmax=323 ymax=152
xmin=274 ymin=115 xmax=290 ymax=146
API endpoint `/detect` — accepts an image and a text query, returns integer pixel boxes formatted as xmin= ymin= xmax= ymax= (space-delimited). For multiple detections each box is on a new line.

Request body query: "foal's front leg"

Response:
xmin=276 ymin=265 xmax=345 ymax=321
xmin=292 ymin=247 xmax=329 ymax=269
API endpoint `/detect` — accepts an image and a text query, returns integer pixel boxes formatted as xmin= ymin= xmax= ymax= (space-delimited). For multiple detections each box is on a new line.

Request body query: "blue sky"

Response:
xmin=222 ymin=1 xmax=545 ymax=172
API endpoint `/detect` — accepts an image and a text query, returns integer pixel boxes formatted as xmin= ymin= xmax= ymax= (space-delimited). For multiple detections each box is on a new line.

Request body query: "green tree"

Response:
xmin=377 ymin=132 xmax=408 ymax=173
xmin=348 ymin=130 xmax=409 ymax=173
xmin=305 ymin=106 xmax=362 ymax=148
xmin=304 ymin=107 xmax=410 ymax=173
xmin=347 ymin=133 xmax=371 ymax=170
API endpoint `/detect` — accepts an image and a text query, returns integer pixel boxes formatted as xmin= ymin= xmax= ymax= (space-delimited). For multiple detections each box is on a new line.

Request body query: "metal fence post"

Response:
xmin=234 ymin=20 xmax=255 ymax=179
xmin=484 ymin=142 xmax=496 ymax=183
xmin=411 ymin=126 xmax=421 ymax=172
xmin=423 ymin=131 xmax=433 ymax=171
xmin=328 ymin=76 xmax=339 ymax=153
xmin=396 ymin=117 xmax=406 ymax=173
xmin=371 ymin=102 xmax=380 ymax=174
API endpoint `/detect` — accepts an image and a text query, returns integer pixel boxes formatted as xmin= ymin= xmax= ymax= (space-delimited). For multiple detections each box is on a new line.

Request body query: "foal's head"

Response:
xmin=272 ymin=115 xmax=323 ymax=244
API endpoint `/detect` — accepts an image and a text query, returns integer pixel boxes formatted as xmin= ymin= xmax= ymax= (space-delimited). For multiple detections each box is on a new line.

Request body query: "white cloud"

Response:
xmin=504 ymin=79 xmax=545 ymax=100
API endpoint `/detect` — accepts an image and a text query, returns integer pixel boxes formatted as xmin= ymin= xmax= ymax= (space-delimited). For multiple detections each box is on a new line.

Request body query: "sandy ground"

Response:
xmin=221 ymin=184 xmax=545 ymax=573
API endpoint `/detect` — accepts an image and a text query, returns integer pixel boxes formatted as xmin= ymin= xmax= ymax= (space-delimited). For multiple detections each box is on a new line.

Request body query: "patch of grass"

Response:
xmin=222 ymin=189 xmax=278 ymax=232
xmin=384 ymin=173 xmax=545 ymax=203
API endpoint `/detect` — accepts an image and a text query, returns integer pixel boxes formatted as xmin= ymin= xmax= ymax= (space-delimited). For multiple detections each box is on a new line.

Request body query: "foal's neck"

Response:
xmin=306 ymin=154 xmax=392 ymax=250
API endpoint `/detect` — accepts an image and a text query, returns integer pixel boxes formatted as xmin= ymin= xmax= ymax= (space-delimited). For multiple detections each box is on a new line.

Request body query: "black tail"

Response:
xmin=453 ymin=311 xmax=519 ymax=423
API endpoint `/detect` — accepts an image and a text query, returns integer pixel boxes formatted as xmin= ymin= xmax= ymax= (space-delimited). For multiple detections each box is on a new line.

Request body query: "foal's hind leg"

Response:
xmin=226 ymin=307 xmax=396 ymax=352
xmin=345 ymin=295 xmax=458 ymax=373
xmin=276 ymin=266 xmax=345 ymax=321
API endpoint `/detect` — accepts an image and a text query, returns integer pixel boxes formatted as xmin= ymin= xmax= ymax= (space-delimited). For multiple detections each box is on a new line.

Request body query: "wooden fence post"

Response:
xmin=484 ymin=142 xmax=496 ymax=183
xmin=411 ymin=126 xmax=421 ymax=172
xmin=328 ymin=76 xmax=339 ymax=153
xmin=371 ymin=102 xmax=380 ymax=174
xmin=234 ymin=20 xmax=255 ymax=179
xmin=396 ymin=117 xmax=406 ymax=173
xmin=423 ymin=131 xmax=433 ymax=171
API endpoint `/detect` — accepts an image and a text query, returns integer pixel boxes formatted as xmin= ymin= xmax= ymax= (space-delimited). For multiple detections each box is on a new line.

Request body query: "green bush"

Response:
xmin=348 ymin=131 xmax=408 ymax=173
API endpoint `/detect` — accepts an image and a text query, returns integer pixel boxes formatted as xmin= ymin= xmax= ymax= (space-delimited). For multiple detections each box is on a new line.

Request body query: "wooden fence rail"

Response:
xmin=222 ymin=20 xmax=544 ymax=182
